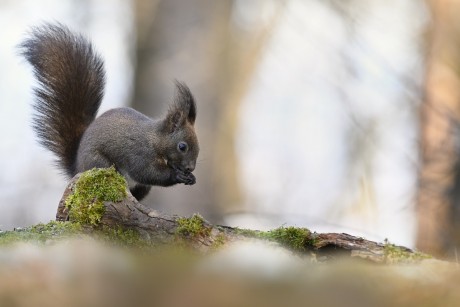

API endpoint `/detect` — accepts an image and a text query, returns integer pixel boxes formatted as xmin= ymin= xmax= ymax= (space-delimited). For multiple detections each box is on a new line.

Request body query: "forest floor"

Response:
xmin=0 ymin=221 xmax=457 ymax=307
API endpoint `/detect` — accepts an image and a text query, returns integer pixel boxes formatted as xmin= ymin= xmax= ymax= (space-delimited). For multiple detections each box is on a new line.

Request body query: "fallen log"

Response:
xmin=56 ymin=168 xmax=429 ymax=263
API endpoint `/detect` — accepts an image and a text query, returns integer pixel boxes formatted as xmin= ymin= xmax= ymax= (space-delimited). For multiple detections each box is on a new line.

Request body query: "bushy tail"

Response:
xmin=19 ymin=23 xmax=105 ymax=177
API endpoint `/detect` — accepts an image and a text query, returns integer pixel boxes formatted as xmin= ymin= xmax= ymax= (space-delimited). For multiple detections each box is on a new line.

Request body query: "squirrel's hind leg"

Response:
xmin=130 ymin=184 xmax=151 ymax=201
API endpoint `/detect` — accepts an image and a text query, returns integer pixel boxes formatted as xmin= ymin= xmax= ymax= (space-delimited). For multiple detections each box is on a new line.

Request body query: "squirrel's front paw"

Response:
xmin=183 ymin=172 xmax=196 ymax=185
xmin=176 ymin=171 xmax=196 ymax=185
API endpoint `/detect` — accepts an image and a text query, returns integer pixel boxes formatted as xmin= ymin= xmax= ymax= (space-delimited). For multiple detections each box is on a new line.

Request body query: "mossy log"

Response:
xmin=56 ymin=169 xmax=428 ymax=263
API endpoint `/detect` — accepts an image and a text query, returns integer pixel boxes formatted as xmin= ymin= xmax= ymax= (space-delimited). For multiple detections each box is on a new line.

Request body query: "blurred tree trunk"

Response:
xmin=131 ymin=0 xmax=282 ymax=223
xmin=417 ymin=0 xmax=460 ymax=257
xmin=131 ymin=0 xmax=233 ymax=222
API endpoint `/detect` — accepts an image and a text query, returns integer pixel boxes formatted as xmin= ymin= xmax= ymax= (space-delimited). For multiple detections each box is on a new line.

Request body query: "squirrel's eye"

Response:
xmin=178 ymin=141 xmax=188 ymax=153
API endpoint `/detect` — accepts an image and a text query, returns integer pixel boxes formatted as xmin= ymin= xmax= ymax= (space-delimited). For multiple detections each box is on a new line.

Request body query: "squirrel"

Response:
xmin=19 ymin=23 xmax=199 ymax=201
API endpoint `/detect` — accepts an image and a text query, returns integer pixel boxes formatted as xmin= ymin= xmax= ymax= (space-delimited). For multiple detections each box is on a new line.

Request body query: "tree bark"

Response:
xmin=417 ymin=0 xmax=460 ymax=257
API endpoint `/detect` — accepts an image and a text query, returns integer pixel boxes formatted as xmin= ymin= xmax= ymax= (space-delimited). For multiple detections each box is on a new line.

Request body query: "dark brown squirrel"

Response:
xmin=19 ymin=23 xmax=199 ymax=201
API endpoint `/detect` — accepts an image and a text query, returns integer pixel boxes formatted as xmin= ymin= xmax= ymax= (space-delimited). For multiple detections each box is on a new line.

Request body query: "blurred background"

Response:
xmin=2 ymin=0 xmax=460 ymax=258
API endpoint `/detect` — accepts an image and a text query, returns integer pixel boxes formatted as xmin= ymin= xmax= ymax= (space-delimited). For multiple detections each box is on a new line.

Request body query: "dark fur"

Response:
xmin=20 ymin=23 xmax=199 ymax=200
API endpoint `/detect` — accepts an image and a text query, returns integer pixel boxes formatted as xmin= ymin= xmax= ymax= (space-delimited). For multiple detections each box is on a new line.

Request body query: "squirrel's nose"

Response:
xmin=185 ymin=162 xmax=195 ymax=173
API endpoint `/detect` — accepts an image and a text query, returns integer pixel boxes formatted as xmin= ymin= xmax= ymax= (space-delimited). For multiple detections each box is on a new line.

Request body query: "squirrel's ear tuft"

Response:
xmin=174 ymin=81 xmax=196 ymax=125
xmin=164 ymin=81 xmax=197 ymax=132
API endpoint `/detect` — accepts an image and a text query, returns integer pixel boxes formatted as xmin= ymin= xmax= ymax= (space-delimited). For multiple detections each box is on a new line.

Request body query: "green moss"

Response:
xmin=99 ymin=226 xmax=148 ymax=247
xmin=211 ymin=233 xmax=226 ymax=250
xmin=176 ymin=214 xmax=211 ymax=239
xmin=0 ymin=221 xmax=150 ymax=248
xmin=234 ymin=227 xmax=260 ymax=237
xmin=236 ymin=226 xmax=312 ymax=252
xmin=65 ymin=167 xmax=127 ymax=226
xmin=262 ymin=227 xmax=311 ymax=252
xmin=0 ymin=221 xmax=82 ymax=246
xmin=383 ymin=240 xmax=432 ymax=263
xmin=30 ymin=220 xmax=82 ymax=235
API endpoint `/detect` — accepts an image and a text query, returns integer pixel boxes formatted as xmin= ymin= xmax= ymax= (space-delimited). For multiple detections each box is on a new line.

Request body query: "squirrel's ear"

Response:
xmin=164 ymin=81 xmax=197 ymax=132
